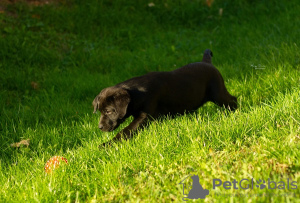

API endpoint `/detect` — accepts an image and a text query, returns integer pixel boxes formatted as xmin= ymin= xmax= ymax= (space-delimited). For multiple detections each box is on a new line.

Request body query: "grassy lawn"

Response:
xmin=0 ymin=0 xmax=299 ymax=202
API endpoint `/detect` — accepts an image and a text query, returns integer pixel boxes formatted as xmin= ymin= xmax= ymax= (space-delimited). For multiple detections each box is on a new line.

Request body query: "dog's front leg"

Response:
xmin=115 ymin=112 xmax=148 ymax=140
xmin=101 ymin=112 xmax=148 ymax=147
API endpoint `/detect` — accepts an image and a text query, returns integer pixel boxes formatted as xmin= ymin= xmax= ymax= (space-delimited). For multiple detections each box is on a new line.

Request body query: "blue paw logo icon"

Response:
xmin=179 ymin=174 xmax=209 ymax=201
xmin=256 ymin=179 xmax=266 ymax=189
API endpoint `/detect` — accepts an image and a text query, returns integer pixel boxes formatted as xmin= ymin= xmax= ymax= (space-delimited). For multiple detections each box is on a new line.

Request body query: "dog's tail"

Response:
xmin=202 ymin=49 xmax=213 ymax=64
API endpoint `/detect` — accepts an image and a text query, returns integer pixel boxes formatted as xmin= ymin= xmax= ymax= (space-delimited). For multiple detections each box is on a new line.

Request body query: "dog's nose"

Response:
xmin=99 ymin=124 xmax=104 ymax=130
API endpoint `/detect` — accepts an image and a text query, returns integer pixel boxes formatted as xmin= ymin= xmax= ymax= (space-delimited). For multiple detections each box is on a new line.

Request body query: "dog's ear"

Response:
xmin=92 ymin=96 xmax=100 ymax=113
xmin=113 ymin=88 xmax=130 ymax=119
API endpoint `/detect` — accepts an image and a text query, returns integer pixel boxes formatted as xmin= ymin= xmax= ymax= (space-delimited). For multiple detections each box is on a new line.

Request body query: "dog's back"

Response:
xmin=117 ymin=56 xmax=235 ymax=117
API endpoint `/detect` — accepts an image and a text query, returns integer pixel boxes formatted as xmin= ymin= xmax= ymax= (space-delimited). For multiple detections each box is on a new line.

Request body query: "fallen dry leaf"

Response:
xmin=30 ymin=81 xmax=39 ymax=90
xmin=219 ymin=8 xmax=223 ymax=16
xmin=148 ymin=2 xmax=155 ymax=7
xmin=31 ymin=14 xmax=41 ymax=19
xmin=10 ymin=139 xmax=30 ymax=148
xmin=267 ymin=159 xmax=290 ymax=173
xmin=206 ymin=0 xmax=214 ymax=7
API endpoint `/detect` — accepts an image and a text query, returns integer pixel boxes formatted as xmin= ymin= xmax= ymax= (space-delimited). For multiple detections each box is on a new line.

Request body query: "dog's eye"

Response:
xmin=105 ymin=110 xmax=112 ymax=115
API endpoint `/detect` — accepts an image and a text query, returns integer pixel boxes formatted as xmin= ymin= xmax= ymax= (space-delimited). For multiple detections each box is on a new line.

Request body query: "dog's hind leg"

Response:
xmin=215 ymin=90 xmax=237 ymax=111
xmin=209 ymin=79 xmax=237 ymax=111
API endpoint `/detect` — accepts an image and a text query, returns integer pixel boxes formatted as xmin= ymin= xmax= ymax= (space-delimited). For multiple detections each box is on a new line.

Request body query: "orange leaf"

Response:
xmin=206 ymin=0 xmax=214 ymax=7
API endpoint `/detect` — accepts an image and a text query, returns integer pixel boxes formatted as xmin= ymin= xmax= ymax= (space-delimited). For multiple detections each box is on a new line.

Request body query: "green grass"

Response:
xmin=0 ymin=0 xmax=299 ymax=202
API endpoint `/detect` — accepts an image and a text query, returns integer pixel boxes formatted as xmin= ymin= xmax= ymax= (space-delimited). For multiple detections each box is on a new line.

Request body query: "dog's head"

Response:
xmin=93 ymin=87 xmax=130 ymax=131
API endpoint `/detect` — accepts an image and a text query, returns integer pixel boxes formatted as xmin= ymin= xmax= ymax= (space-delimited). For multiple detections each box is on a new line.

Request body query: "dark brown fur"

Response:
xmin=93 ymin=49 xmax=237 ymax=146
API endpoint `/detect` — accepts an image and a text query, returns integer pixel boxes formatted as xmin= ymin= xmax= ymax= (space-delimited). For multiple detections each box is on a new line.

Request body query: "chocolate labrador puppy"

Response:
xmin=93 ymin=49 xmax=237 ymax=146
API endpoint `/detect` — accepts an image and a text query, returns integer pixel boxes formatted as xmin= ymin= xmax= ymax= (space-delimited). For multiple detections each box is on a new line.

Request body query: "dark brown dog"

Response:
xmin=93 ymin=49 xmax=237 ymax=146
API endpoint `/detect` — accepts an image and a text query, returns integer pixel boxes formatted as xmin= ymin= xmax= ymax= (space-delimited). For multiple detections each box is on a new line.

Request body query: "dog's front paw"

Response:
xmin=99 ymin=141 xmax=112 ymax=149
xmin=115 ymin=129 xmax=132 ymax=141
